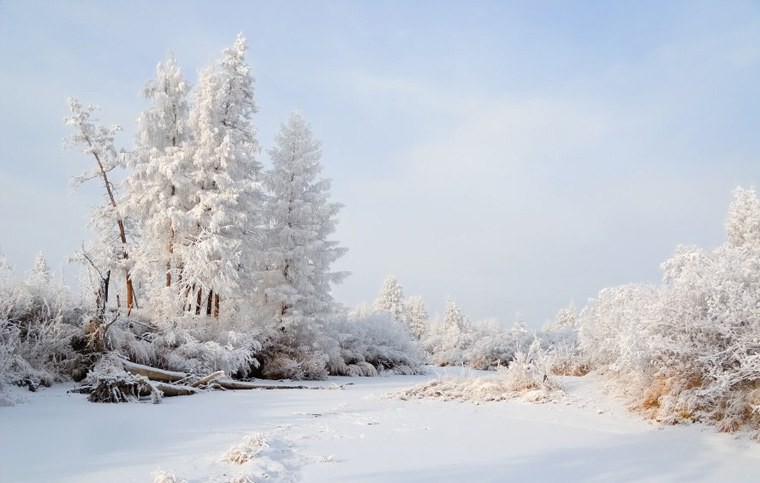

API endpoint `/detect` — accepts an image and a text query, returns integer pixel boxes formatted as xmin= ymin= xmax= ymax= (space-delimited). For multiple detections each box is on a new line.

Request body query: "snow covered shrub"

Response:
xmin=328 ymin=309 xmax=424 ymax=376
xmin=252 ymin=317 xmax=332 ymax=380
xmin=147 ymin=322 xmax=260 ymax=377
xmin=0 ymin=319 xmax=50 ymax=403
xmin=0 ymin=252 xmax=86 ymax=393
xmin=222 ymin=433 xmax=269 ymax=465
xmin=539 ymin=303 xmax=590 ymax=376
xmin=576 ymin=187 xmax=760 ymax=436
xmin=151 ymin=469 xmax=186 ymax=483
xmin=397 ymin=342 xmax=563 ymax=404
xmin=255 ymin=341 xmax=330 ymax=381
xmin=464 ymin=321 xmax=537 ymax=371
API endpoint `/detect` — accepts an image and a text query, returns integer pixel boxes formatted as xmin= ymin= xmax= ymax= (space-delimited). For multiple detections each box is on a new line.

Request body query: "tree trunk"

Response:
xmin=185 ymin=284 xmax=193 ymax=312
xmin=206 ymin=289 xmax=213 ymax=316
xmin=121 ymin=359 xmax=189 ymax=383
xmin=214 ymin=293 xmax=220 ymax=319
xmin=126 ymin=273 xmax=134 ymax=314
xmin=100 ymin=269 xmax=111 ymax=320
xmin=83 ymin=135 xmax=135 ymax=311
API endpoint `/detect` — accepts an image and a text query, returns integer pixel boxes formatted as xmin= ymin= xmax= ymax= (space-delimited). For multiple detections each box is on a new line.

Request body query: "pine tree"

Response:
xmin=28 ymin=252 xmax=51 ymax=287
xmin=374 ymin=276 xmax=407 ymax=325
xmin=261 ymin=111 xmax=347 ymax=336
xmin=406 ymin=295 xmax=429 ymax=340
xmin=726 ymin=186 xmax=760 ymax=250
xmin=124 ymin=53 xmax=193 ymax=314
xmin=183 ymin=34 xmax=262 ymax=318
xmin=442 ymin=298 xmax=467 ymax=332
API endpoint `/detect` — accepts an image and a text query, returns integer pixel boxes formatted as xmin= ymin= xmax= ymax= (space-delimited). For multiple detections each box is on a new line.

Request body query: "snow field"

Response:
xmin=2 ymin=369 xmax=759 ymax=482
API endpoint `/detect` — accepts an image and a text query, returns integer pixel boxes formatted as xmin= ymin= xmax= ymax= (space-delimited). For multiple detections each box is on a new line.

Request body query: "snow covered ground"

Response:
xmin=1 ymin=369 xmax=759 ymax=482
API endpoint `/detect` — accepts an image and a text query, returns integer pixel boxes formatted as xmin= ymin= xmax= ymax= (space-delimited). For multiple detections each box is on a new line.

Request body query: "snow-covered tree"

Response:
xmin=726 ymin=186 xmax=760 ymax=249
xmin=374 ymin=276 xmax=407 ymax=325
xmin=124 ymin=53 xmax=193 ymax=316
xmin=28 ymin=252 xmax=51 ymax=288
xmin=260 ymin=111 xmax=347 ymax=338
xmin=183 ymin=34 xmax=263 ymax=319
xmin=423 ymin=298 xmax=474 ymax=366
xmin=64 ymin=98 xmax=134 ymax=315
xmin=405 ymin=295 xmax=429 ymax=340
xmin=442 ymin=298 xmax=468 ymax=332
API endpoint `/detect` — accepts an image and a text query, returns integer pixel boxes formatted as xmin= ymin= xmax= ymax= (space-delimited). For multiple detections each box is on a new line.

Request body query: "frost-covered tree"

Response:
xmin=260 ymin=111 xmax=347 ymax=338
xmin=442 ymin=298 xmax=468 ymax=332
xmin=374 ymin=276 xmax=407 ymax=325
xmin=423 ymin=298 xmax=474 ymax=366
xmin=405 ymin=295 xmax=429 ymax=340
xmin=183 ymin=34 xmax=262 ymax=319
xmin=124 ymin=53 xmax=193 ymax=316
xmin=65 ymin=98 xmax=134 ymax=315
xmin=28 ymin=252 xmax=51 ymax=288
xmin=726 ymin=186 xmax=760 ymax=249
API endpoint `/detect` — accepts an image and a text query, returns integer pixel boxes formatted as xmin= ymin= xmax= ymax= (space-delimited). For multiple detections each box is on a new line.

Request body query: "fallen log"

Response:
xmin=154 ymin=382 xmax=198 ymax=397
xmin=116 ymin=358 xmax=336 ymax=393
xmin=121 ymin=359 xmax=190 ymax=383
xmin=214 ymin=378 xmax=308 ymax=390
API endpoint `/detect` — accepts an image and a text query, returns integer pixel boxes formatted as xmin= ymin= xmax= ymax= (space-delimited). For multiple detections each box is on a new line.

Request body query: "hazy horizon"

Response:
xmin=1 ymin=0 xmax=759 ymax=326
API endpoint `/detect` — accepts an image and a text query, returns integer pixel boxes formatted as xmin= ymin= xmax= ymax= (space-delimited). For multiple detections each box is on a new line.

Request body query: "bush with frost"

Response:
xmin=397 ymin=340 xmax=563 ymax=404
xmin=328 ymin=309 xmax=424 ymax=376
xmin=0 ymin=252 xmax=85 ymax=401
xmin=577 ymin=187 xmax=760 ymax=436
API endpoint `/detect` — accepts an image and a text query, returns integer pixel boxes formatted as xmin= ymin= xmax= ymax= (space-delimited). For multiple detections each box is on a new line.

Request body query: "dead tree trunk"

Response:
xmin=83 ymin=137 xmax=135 ymax=311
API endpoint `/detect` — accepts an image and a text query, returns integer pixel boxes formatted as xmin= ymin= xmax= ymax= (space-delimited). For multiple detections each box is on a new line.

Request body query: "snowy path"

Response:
xmin=1 ymin=370 xmax=759 ymax=482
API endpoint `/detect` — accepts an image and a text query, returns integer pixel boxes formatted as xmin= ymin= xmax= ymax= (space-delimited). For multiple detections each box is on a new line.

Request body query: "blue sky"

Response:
xmin=1 ymin=0 xmax=759 ymax=325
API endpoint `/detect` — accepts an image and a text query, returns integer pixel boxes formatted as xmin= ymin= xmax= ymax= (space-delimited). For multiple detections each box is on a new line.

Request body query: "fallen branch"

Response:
xmin=191 ymin=370 xmax=226 ymax=388
xmin=94 ymin=357 xmax=345 ymax=402
xmin=214 ymin=378 xmax=308 ymax=390
xmin=121 ymin=359 xmax=190 ymax=383
xmin=154 ymin=382 xmax=198 ymax=397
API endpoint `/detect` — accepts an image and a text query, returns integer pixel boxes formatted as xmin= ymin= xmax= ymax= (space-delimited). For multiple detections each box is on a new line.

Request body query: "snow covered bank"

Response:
xmin=1 ymin=369 xmax=759 ymax=482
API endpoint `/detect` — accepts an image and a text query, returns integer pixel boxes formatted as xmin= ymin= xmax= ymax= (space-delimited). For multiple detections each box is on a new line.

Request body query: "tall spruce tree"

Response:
xmin=183 ymin=34 xmax=262 ymax=319
xmin=261 ymin=111 xmax=347 ymax=337
xmin=125 ymin=53 xmax=193 ymax=315
xmin=374 ymin=276 xmax=407 ymax=325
